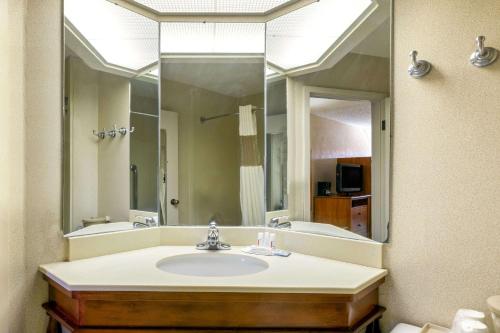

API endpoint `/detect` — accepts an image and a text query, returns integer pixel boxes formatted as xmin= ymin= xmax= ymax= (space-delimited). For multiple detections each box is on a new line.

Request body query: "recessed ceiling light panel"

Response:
xmin=132 ymin=0 xmax=292 ymax=13
xmin=161 ymin=23 xmax=265 ymax=54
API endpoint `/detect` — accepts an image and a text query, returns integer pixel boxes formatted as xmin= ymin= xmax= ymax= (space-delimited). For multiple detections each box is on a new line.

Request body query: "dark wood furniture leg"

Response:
xmin=365 ymin=318 xmax=381 ymax=333
xmin=46 ymin=317 xmax=60 ymax=333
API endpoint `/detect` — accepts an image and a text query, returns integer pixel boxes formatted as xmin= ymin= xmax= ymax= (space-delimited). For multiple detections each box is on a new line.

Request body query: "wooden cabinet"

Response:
xmin=43 ymin=276 xmax=385 ymax=333
xmin=313 ymin=195 xmax=371 ymax=238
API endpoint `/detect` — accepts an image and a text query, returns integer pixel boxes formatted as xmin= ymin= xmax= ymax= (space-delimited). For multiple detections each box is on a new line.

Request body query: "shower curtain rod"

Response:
xmin=200 ymin=106 xmax=264 ymax=123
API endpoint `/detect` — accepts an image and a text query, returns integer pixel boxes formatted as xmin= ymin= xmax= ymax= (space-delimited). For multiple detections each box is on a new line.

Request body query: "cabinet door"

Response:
xmin=351 ymin=205 xmax=368 ymax=237
xmin=313 ymin=198 xmax=350 ymax=228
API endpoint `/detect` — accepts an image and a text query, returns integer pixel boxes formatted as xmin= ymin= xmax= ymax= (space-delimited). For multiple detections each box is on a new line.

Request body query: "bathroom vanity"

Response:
xmin=41 ymin=245 xmax=386 ymax=333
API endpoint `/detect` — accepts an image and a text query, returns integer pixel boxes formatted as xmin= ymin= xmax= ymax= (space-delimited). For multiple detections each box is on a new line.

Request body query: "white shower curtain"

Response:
xmin=267 ymin=133 xmax=286 ymax=210
xmin=239 ymin=105 xmax=264 ymax=226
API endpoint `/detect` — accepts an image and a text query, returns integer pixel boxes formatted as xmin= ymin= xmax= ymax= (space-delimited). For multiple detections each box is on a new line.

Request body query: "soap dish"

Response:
xmin=420 ymin=323 xmax=450 ymax=333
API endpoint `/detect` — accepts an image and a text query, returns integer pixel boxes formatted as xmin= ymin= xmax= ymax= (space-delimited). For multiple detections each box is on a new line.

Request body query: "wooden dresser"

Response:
xmin=313 ymin=195 xmax=371 ymax=238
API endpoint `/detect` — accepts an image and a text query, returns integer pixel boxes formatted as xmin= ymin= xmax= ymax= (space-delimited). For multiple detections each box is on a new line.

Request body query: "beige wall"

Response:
xmin=161 ymin=77 xmax=265 ymax=225
xmin=0 ymin=0 xmax=26 ymax=331
xmin=97 ymin=72 xmax=130 ymax=222
xmin=66 ymin=59 xmax=131 ymax=230
xmin=162 ymin=79 xmax=242 ymax=225
xmin=0 ymin=0 xmax=67 ymax=332
xmin=67 ymin=57 xmax=99 ymax=231
xmin=295 ymin=53 xmax=390 ymax=94
xmin=310 ymin=115 xmax=371 ymax=160
xmin=382 ymin=0 xmax=500 ymax=330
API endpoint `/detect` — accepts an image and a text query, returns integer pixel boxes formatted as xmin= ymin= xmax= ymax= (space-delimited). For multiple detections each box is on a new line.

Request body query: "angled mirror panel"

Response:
xmin=63 ymin=0 xmax=160 ymax=236
xmin=266 ymin=1 xmax=391 ymax=243
xmin=160 ymin=22 xmax=266 ymax=226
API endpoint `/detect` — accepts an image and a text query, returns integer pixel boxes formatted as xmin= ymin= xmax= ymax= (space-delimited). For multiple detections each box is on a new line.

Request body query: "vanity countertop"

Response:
xmin=39 ymin=246 xmax=387 ymax=294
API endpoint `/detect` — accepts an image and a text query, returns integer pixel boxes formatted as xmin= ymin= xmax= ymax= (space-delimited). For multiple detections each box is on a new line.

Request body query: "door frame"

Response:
xmin=286 ymin=82 xmax=391 ymax=242
xmin=160 ymin=110 xmax=179 ymax=226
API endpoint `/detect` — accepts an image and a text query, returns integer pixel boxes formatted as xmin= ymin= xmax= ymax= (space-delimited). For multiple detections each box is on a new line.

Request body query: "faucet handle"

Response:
xmin=268 ymin=215 xmax=289 ymax=227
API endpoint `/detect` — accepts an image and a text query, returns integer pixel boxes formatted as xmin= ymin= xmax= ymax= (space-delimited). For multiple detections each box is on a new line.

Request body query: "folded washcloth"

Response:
xmin=242 ymin=245 xmax=291 ymax=257
xmin=452 ymin=309 xmax=486 ymax=333
xmin=454 ymin=319 xmax=488 ymax=333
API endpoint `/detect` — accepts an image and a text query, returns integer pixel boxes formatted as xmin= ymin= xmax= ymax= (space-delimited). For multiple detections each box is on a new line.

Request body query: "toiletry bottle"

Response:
xmin=270 ymin=233 xmax=276 ymax=250
xmin=263 ymin=232 xmax=270 ymax=248
xmin=257 ymin=232 xmax=263 ymax=247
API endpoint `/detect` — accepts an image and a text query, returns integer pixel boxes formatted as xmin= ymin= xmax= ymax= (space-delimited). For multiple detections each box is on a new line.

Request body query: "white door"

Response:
xmin=161 ymin=110 xmax=179 ymax=225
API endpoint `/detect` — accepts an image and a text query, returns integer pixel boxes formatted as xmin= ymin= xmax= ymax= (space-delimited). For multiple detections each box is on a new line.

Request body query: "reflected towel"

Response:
xmin=239 ymin=105 xmax=256 ymax=136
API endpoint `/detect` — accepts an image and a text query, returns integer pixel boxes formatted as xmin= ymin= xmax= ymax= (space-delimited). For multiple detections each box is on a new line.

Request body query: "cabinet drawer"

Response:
xmin=351 ymin=206 xmax=368 ymax=237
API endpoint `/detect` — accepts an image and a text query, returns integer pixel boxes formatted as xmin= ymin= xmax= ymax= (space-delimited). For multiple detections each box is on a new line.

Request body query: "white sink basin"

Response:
xmin=156 ymin=253 xmax=269 ymax=277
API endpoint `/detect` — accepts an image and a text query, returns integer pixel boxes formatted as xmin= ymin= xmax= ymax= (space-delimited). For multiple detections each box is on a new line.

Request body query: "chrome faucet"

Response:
xmin=133 ymin=216 xmax=157 ymax=228
xmin=196 ymin=219 xmax=231 ymax=250
xmin=268 ymin=216 xmax=291 ymax=229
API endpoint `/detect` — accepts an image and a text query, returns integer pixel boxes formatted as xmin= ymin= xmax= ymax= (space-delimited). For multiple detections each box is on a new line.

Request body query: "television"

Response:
xmin=336 ymin=163 xmax=363 ymax=194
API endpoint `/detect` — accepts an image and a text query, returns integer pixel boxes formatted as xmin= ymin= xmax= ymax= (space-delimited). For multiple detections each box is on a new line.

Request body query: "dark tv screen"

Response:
xmin=337 ymin=164 xmax=363 ymax=193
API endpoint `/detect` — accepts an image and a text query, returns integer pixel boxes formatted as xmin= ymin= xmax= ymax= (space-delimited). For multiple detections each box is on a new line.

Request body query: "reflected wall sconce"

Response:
xmin=408 ymin=50 xmax=432 ymax=78
xmin=470 ymin=36 xmax=498 ymax=67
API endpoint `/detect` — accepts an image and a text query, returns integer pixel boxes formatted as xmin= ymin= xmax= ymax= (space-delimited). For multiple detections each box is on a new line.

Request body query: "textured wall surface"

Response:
xmin=0 ymin=0 xmax=66 ymax=332
xmin=381 ymin=0 xmax=500 ymax=330
xmin=24 ymin=0 xmax=66 ymax=331
xmin=310 ymin=115 xmax=371 ymax=160
xmin=295 ymin=53 xmax=390 ymax=94
xmin=0 ymin=0 xmax=26 ymax=332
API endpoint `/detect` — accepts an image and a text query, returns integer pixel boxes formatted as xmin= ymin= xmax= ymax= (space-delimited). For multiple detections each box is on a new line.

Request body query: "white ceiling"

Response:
xmin=352 ymin=18 xmax=390 ymax=58
xmin=161 ymin=59 xmax=264 ymax=97
xmin=310 ymin=98 xmax=372 ymax=128
xmin=131 ymin=0 xmax=293 ymax=13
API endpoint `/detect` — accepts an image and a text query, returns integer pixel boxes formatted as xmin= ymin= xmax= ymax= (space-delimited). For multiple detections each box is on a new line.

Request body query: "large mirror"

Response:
xmin=62 ymin=0 xmax=391 ymax=242
xmin=62 ymin=0 xmax=159 ymax=236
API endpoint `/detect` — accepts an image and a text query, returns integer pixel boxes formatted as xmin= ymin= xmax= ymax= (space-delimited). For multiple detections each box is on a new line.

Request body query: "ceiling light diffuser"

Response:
xmin=132 ymin=0 xmax=291 ymax=13
xmin=161 ymin=23 xmax=265 ymax=54
xmin=65 ymin=0 xmax=158 ymax=71
xmin=266 ymin=0 xmax=373 ymax=70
